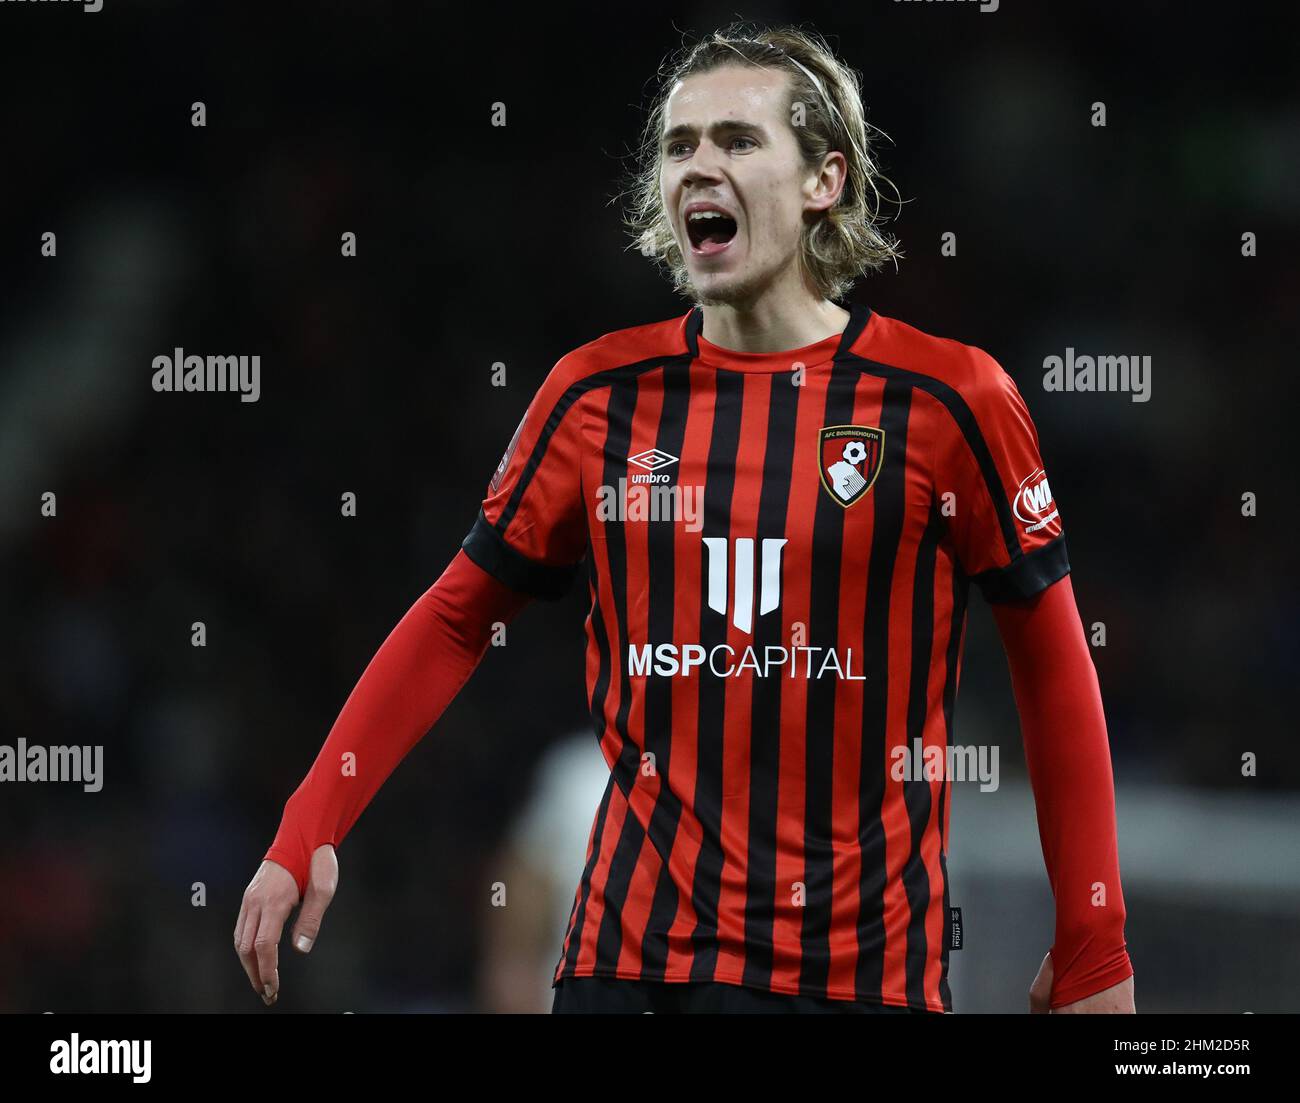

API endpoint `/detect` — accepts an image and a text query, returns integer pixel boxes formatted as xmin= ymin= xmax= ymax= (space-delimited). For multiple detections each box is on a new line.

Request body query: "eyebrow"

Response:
xmin=661 ymin=120 xmax=771 ymax=147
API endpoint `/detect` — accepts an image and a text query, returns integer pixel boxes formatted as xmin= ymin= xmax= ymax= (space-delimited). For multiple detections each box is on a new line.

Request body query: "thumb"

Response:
xmin=291 ymin=844 xmax=338 ymax=954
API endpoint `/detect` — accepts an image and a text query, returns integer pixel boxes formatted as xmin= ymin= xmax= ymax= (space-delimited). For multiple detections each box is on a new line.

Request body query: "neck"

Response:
xmin=697 ymin=283 xmax=851 ymax=353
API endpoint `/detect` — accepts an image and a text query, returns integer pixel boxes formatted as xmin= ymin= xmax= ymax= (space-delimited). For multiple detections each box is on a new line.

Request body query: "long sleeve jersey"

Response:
xmin=265 ymin=301 xmax=1133 ymax=1011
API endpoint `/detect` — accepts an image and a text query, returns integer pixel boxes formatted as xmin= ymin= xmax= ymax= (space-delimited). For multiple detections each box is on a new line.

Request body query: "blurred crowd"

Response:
xmin=0 ymin=2 xmax=1294 ymax=1011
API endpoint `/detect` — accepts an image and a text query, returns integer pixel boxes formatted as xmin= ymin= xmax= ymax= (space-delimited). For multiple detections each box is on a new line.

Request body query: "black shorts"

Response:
xmin=552 ymin=975 xmax=934 ymax=1014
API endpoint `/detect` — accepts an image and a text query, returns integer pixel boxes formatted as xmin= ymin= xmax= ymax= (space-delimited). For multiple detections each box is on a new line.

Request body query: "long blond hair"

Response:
xmin=622 ymin=22 xmax=904 ymax=302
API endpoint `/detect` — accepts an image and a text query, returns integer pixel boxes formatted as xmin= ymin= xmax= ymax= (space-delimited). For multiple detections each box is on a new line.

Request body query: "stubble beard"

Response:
xmin=684 ymin=260 xmax=773 ymax=310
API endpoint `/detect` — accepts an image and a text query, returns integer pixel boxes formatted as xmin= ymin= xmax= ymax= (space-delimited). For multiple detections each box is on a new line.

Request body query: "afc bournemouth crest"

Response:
xmin=818 ymin=424 xmax=885 ymax=507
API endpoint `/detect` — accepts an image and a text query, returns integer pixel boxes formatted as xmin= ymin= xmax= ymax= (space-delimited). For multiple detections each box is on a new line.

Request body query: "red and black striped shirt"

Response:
xmin=462 ymin=300 xmax=1068 ymax=1012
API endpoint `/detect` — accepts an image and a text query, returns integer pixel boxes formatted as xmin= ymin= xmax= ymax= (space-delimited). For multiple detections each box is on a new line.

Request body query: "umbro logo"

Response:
xmin=628 ymin=448 xmax=679 ymax=472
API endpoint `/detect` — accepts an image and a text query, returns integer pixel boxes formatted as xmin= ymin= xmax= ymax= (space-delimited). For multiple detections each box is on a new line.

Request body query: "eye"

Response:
xmin=731 ymin=135 xmax=757 ymax=151
xmin=667 ymin=141 xmax=692 ymax=158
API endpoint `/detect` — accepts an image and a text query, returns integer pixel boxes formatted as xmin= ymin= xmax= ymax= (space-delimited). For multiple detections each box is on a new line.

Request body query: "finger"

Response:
xmin=292 ymin=845 xmax=338 ymax=953
xmin=235 ymin=902 xmax=265 ymax=996
xmin=254 ymin=905 xmax=287 ymax=1005
xmin=290 ymin=880 xmax=334 ymax=953
xmin=234 ymin=899 xmax=248 ymax=952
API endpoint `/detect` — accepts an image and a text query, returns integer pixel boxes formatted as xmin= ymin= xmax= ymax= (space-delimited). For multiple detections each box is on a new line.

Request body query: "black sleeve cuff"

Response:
xmin=971 ymin=534 xmax=1070 ymax=603
xmin=460 ymin=508 xmax=583 ymax=601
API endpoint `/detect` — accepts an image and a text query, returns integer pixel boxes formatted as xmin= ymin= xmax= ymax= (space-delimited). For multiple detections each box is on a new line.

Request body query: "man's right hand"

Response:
xmin=234 ymin=844 xmax=338 ymax=1006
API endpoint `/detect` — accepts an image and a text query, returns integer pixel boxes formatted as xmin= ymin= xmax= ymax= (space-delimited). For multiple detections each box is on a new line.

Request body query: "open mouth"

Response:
xmin=686 ymin=209 xmax=738 ymax=254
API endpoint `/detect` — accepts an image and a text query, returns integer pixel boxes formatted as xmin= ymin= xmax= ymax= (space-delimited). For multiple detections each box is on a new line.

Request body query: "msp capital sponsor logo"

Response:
xmin=1013 ymin=468 xmax=1059 ymax=534
xmin=629 ymin=641 xmax=865 ymax=681
xmin=704 ymin=535 xmax=784 ymax=632
xmin=818 ymin=425 xmax=884 ymax=507
xmin=629 ymin=535 xmax=865 ymax=681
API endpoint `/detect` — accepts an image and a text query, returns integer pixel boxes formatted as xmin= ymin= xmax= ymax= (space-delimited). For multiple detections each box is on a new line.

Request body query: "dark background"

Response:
xmin=0 ymin=0 xmax=1296 ymax=1012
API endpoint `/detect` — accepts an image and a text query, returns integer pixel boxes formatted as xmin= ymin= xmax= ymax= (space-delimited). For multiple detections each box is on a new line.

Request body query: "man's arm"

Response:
xmin=991 ymin=573 xmax=1135 ymax=1012
xmin=236 ymin=348 xmax=590 ymax=1004
xmin=261 ymin=548 xmax=534 ymax=892
xmin=234 ymin=549 xmax=534 ymax=1004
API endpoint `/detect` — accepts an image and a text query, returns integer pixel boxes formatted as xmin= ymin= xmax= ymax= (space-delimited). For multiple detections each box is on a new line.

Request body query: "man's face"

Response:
xmin=659 ymin=64 xmax=833 ymax=306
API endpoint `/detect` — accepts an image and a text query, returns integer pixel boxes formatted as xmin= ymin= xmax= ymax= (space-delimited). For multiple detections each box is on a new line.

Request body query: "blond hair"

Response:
xmin=622 ymin=22 xmax=904 ymax=302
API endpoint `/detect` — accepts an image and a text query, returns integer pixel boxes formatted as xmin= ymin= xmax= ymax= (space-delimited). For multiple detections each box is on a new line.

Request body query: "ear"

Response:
xmin=804 ymin=150 xmax=847 ymax=215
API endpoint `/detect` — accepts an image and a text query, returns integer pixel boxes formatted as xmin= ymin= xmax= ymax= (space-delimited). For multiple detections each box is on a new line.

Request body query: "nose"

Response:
xmin=681 ymin=137 xmax=726 ymax=186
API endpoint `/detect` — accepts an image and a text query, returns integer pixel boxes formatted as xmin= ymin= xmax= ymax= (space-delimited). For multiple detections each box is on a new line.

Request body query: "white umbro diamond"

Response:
xmin=627 ymin=448 xmax=679 ymax=471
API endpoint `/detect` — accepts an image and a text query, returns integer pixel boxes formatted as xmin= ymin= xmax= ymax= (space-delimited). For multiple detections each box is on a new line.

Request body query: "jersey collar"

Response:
xmin=683 ymin=300 xmax=872 ymax=361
